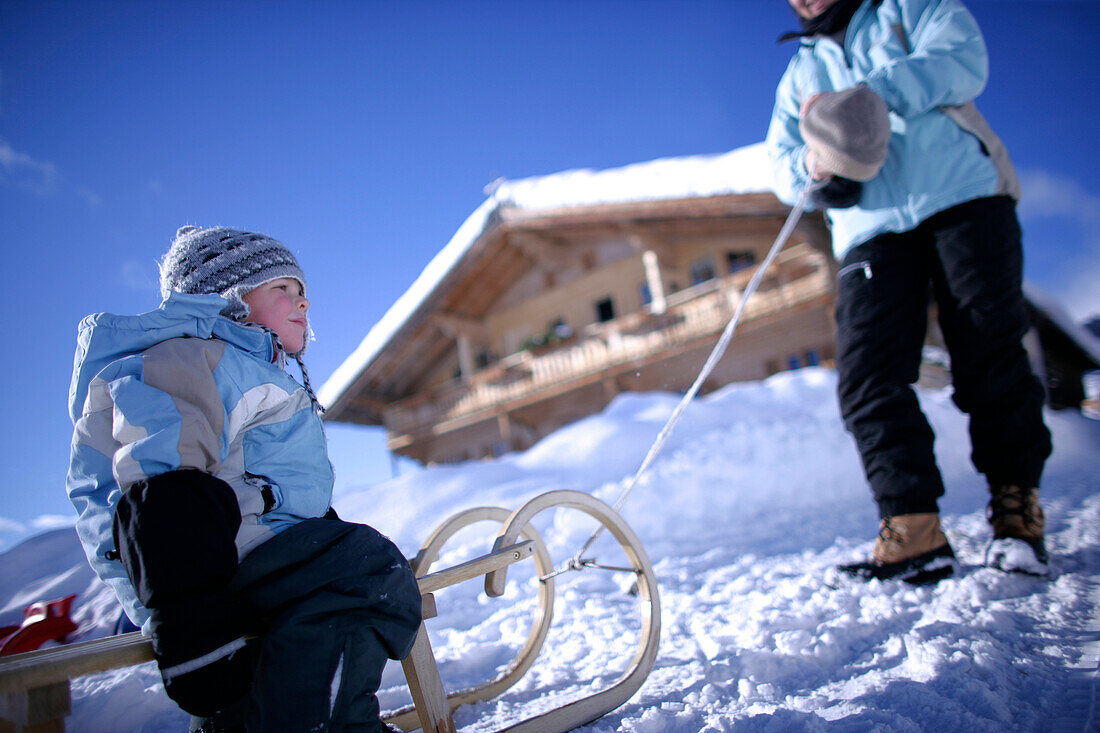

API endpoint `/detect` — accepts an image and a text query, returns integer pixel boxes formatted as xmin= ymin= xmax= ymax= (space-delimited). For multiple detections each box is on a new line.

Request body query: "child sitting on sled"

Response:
xmin=66 ymin=226 xmax=421 ymax=732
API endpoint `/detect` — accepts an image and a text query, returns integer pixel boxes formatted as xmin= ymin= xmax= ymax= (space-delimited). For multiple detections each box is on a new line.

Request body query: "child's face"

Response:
xmin=242 ymin=277 xmax=309 ymax=354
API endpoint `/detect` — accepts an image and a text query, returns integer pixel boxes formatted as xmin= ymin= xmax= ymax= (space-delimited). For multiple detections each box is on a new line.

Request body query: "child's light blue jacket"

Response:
xmin=66 ymin=292 xmax=334 ymax=627
xmin=766 ymin=0 xmax=1003 ymax=257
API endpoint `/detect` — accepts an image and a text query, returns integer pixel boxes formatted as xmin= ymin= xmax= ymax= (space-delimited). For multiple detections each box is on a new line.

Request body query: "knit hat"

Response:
xmin=159 ymin=226 xmax=306 ymax=321
xmin=799 ymin=85 xmax=891 ymax=182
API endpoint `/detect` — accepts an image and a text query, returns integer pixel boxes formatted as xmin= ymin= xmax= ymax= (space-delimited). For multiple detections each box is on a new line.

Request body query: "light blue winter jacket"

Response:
xmin=767 ymin=0 xmax=1008 ymax=258
xmin=66 ymin=292 xmax=334 ymax=628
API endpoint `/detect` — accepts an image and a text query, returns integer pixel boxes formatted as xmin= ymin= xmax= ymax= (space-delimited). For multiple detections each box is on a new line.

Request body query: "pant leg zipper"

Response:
xmin=838 ymin=261 xmax=873 ymax=280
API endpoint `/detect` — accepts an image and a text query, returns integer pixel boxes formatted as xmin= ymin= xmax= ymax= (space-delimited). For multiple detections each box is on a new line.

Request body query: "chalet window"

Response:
xmin=639 ymin=281 xmax=652 ymax=306
xmin=476 ymin=349 xmax=494 ymax=369
xmin=689 ymin=257 xmax=716 ymax=285
xmin=595 ymin=297 xmax=616 ymax=323
xmin=727 ymin=250 xmax=756 ymax=274
xmin=805 ymin=349 xmax=820 ymax=367
xmin=786 ymin=354 xmax=802 ymax=370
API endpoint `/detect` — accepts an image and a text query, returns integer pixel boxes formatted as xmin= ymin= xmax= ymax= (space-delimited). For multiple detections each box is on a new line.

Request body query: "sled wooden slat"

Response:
xmin=416 ymin=541 xmax=535 ymax=595
xmin=400 ymin=627 xmax=456 ymax=733
xmin=0 ymin=633 xmax=152 ymax=695
xmin=0 ymin=680 xmax=69 ymax=731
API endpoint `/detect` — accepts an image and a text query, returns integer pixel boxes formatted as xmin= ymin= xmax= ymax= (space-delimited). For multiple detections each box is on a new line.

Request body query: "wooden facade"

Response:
xmin=322 ymin=185 xmax=838 ymax=465
xmin=321 ymin=164 xmax=1100 ymax=465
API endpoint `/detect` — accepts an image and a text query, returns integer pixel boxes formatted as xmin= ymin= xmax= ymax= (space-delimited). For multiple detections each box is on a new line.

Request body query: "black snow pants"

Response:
xmin=834 ymin=196 xmax=1051 ymax=518
xmin=214 ymin=517 xmax=422 ymax=732
xmin=113 ymin=470 xmax=421 ymax=732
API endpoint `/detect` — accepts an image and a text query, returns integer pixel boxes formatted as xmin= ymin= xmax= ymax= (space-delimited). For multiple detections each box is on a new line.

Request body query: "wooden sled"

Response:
xmin=390 ymin=489 xmax=662 ymax=732
xmin=0 ymin=490 xmax=660 ymax=733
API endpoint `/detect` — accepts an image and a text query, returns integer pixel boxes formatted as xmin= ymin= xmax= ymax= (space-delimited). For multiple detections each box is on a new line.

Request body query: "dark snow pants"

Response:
xmin=196 ymin=517 xmax=422 ymax=732
xmin=834 ymin=196 xmax=1051 ymax=518
xmin=113 ymin=470 xmax=421 ymax=732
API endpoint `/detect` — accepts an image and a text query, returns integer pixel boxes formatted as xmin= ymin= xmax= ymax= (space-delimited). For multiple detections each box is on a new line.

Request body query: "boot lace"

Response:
xmin=879 ymin=517 xmax=904 ymax=546
xmin=988 ymin=485 xmax=1040 ymax=533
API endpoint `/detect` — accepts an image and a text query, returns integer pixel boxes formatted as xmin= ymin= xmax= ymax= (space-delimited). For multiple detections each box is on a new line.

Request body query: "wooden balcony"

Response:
xmin=384 ymin=243 xmax=832 ymax=441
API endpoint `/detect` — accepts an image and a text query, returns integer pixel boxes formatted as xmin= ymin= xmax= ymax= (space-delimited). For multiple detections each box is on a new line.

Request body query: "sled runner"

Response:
xmin=0 ymin=490 xmax=660 ymax=732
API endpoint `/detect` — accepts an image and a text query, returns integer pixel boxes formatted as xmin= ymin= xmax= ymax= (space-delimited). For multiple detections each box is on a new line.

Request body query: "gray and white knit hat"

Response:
xmin=159 ymin=226 xmax=307 ymax=322
xmin=800 ymin=85 xmax=891 ymax=182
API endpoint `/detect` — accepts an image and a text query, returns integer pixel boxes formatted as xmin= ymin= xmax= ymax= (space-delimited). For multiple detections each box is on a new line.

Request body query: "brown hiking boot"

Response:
xmin=988 ymin=485 xmax=1045 ymax=540
xmin=838 ymin=513 xmax=956 ymax=585
xmin=987 ymin=485 xmax=1048 ymax=572
xmin=872 ymin=513 xmax=950 ymax=564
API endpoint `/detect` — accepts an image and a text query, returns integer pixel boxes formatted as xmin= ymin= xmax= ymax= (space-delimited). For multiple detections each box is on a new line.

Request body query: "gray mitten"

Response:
xmin=800 ymin=86 xmax=891 ymax=182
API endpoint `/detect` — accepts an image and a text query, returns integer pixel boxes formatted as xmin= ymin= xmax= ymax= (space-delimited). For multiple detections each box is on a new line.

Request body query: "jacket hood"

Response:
xmin=69 ymin=292 xmax=277 ymax=423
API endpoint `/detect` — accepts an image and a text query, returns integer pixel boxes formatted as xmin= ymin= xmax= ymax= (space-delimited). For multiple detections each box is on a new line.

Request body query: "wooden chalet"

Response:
xmin=319 ymin=144 xmax=838 ymax=465
xmin=320 ymin=143 xmax=1100 ymax=465
xmin=1020 ymin=284 xmax=1100 ymax=412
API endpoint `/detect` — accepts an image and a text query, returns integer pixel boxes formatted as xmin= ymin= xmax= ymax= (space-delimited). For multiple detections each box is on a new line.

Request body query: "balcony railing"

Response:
xmin=385 ymin=243 xmax=832 ymax=436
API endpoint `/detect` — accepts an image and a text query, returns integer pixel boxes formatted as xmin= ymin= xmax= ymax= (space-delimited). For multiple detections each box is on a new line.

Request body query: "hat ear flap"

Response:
xmin=218 ymin=284 xmax=251 ymax=321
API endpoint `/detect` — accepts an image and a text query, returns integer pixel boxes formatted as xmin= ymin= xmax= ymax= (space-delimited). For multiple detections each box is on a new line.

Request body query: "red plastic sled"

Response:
xmin=0 ymin=594 xmax=78 ymax=656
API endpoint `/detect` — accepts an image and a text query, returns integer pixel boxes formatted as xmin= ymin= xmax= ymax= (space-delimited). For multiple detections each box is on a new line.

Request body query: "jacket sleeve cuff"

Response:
xmin=777 ymin=146 xmax=814 ymax=206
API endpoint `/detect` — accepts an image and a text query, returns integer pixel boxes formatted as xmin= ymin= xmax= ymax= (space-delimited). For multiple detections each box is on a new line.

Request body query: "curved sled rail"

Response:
xmin=386 ymin=507 xmax=555 ymax=731
xmin=485 ymin=490 xmax=661 ymax=733
xmin=386 ymin=490 xmax=660 ymax=733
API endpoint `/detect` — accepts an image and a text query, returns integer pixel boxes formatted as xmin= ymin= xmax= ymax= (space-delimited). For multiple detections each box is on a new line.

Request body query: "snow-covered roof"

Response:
xmin=1024 ymin=281 xmax=1100 ymax=365
xmin=319 ymin=143 xmax=775 ymax=409
xmin=489 ymin=142 xmax=774 ymax=211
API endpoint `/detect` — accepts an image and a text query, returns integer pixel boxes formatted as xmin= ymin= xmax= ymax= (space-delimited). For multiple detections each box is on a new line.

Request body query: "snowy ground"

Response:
xmin=3 ymin=367 xmax=1099 ymax=731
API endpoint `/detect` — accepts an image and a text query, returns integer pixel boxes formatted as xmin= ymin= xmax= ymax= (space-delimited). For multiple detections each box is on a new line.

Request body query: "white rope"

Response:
xmin=561 ymin=180 xmax=818 ymax=572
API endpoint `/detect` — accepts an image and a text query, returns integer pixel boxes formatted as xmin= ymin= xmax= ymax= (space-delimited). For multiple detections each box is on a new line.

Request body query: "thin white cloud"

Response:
xmin=29 ymin=515 xmax=76 ymax=531
xmin=1018 ymin=169 xmax=1100 ymax=226
xmin=76 ymin=186 xmax=103 ymax=209
xmin=0 ymin=137 xmax=60 ymax=196
xmin=0 ymin=516 xmax=26 ymax=534
xmin=1018 ymin=169 xmax=1100 ymax=322
xmin=0 ymin=136 xmax=102 ymax=208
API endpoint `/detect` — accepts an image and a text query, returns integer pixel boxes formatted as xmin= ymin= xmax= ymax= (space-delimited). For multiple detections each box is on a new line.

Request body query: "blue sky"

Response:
xmin=1 ymin=1 xmax=1097 ymax=553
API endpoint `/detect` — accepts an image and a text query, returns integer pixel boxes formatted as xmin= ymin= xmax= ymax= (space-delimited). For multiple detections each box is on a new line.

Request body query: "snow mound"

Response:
xmin=4 ymin=368 xmax=1099 ymax=731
